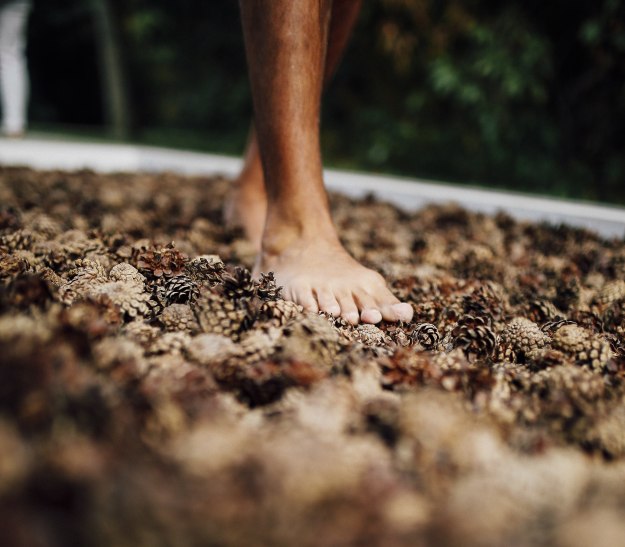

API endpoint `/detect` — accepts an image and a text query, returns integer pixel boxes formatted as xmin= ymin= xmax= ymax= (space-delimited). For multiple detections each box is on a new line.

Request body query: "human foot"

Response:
xmin=254 ymin=233 xmax=413 ymax=325
xmin=223 ymin=179 xmax=267 ymax=251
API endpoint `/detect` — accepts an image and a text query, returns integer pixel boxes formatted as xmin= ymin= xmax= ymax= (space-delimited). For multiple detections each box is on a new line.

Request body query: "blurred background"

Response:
xmin=20 ymin=0 xmax=625 ymax=204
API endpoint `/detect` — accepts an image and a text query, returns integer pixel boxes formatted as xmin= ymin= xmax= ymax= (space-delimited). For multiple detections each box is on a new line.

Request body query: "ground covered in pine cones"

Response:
xmin=1 ymin=166 xmax=625 ymax=546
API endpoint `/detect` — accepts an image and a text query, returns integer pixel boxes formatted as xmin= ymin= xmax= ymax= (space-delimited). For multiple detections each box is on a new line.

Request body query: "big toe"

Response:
xmin=380 ymin=302 xmax=414 ymax=323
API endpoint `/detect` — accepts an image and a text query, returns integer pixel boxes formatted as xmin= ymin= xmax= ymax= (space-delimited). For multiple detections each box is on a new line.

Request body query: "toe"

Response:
xmin=354 ymin=292 xmax=383 ymax=324
xmin=360 ymin=308 xmax=383 ymax=324
xmin=380 ymin=302 xmax=413 ymax=322
xmin=315 ymin=289 xmax=341 ymax=317
xmin=377 ymin=299 xmax=412 ymax=322
xmin=393 ymin=302 xmax=414 ymax=322
xmin=293 ymin=286 xmax=319 ymax=313
xmin=337 ymin=294 xmax=360 ymax=325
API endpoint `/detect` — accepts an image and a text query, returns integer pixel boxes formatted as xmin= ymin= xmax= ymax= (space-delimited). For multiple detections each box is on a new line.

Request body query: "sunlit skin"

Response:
xmin=232 ymin=0 xmax=413 ymax=325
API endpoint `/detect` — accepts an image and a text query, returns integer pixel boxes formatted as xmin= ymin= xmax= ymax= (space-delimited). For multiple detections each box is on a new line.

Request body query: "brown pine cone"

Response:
xmin=0 ymin=251 xmax=32 ymax=283
xmin=220 ymin=266 xmax=255 ymax=299
xmin=148 ymin=331 xmax=192 ymax=355
xmin=595 ymin=280 xmax=625 ymax=308
xmin=91 ymin=281 xmax=152 ymax=320
xmin=58 ymin=259 xmax=109 ymax=305
xmin=355 ymin=324 xmax=389 ymax=347
xmin=21 ymin=212 xmax=62 ymax=238
xmin=0 ymin=229 xmax=38 ymax=252
xmin=3 ymin=273 xmax=55 ymax=309
xmin=258 ymin=298 xmax=303 ymax=327
xmin=123 ymin=320 xmax=161 ymax=347
xmin=137 ymin=244 xmax=187 ymax=279
xmin=109 ymin=263 xmax=146 ymax=285
xmin=410 ymin=322 xmax=440 ymax=349
xmin=159 ymin=303 xmax=199 ymax=333
xmin=192 ymin=290 xmax=247 ymax=340
xmin=527 ymin=299 xmax=563 ymax=323
xmin=0 ymin=205 xmax=22 ymax=231
xmin=551 ymin=324 xmax=613 ymax=371
xmin=233 ymin=327 xmax=282 ymax=366
xmin=164 ymin=275 xmax=200 ymax=305
xmin=498 ymin=317 xmax=550 ymax=363
xmin=279 ymin=314 xmax=341 ymax=368
xmin=38 ymin=267 xmax=64 ymax=288
xmin=255 ymin=272 xmax=282 ymax=301
xmin=452 ymin=315 xmax=497 ymax=360
xmin=185 ymin=254 xmax=225 ymax=285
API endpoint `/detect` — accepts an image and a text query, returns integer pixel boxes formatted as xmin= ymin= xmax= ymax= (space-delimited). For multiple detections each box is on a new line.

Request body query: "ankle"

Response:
xmin=262 ymin=209 xmax=339 ymax=256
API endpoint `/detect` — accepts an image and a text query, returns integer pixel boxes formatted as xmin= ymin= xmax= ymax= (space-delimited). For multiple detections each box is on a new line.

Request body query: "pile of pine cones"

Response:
xmin=1 ymin=166 xmax=625 ymax=547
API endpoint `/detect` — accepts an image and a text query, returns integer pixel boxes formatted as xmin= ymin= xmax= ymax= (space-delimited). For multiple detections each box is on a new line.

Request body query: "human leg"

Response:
xmin=0 ymin=0 xmax=31 ymax=137
xmin=226 ymin=0 xmax=363 ymax=248
xmin=239 ymin=0 xmax=413 ymax=325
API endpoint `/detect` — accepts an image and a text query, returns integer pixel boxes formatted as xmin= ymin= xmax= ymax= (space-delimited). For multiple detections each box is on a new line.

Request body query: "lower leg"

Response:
xmin=227 ymin=0 xmax=363 ymax=246
xmin=239 ymin=0 xmax=412 ymax=325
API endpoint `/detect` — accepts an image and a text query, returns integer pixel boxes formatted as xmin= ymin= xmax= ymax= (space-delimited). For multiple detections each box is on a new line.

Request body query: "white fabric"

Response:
xmin=0 ymin=0 xmax=31 ymax=135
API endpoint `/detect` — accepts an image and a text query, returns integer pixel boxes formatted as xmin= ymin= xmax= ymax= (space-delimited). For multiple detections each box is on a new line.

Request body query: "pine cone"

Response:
xmin=137 ymin=244 xmax=187 ymax=278
xmin=279 ymin=314 xmax=341 ymax=368
xmin=38 ymin=267 xmax=64 ymax=288
xmin=498 ymin=317 xmax=550 ymax=363
xmin=186 ymin=333 xmax=239 ymax=367
xmin=603 ymin=301 xmax=625 ymax=335
xmin=551 ymin=324 xmax=613 ymax=370
xmin=382 ymin=324 xmax=411 ymax=347
xmin=123 ymin=320 xmax=161 ymax=347
xmin=353 ymin=324 xmax=388 ymax=347
xmin=258 ymin=298 xmax=303 ymax=326
xmin=164 ymin=275 xmax=200 ymax=305
xmin=66 ymin=259 xmax=108 ymax=282
xmin=159 ymin=303 xmax=199 ymax=333
xmin=192 ymin=290 xmax=247 ymax=340
xmin=4 ymin=273 xmax=55 ymax=309
xmin=528 ymin=299 xmax=563 ymax=323
xmin=553 ymin=278 xmax=580 ymax=312
xmin=148 ymin=331 xmax=192 ymax=355
xmin=410 ymin=322 xmax=440 ymax=349
xmin=109 ymin=263 xmax=146 ymax=285
xmin=185 ymin=254 xmax=225 ymax=285
xmin=0 ymin=251 xmax=32 ymax=282
xmin=595 ymin=280 xmax=625 ymax=308
xmin=451 ymin=315 xmax=496 ymax=360
xmin=0 ymin=205 xmax=22 ymax=231
xmin=255 ymin=272 xmax=282 ymax=301
xmin=22 ymin=212 xmax=61 ymax=238
xmin=220 ymin=266 xmax=255 ymax=299
xmin=233 ymin=327 xmax=282 ymax=366
xmin=91 ymin=281 xmax=152 ymax=320
xmin=58 ymin=259 xmax=109 ymax=305
xmin=55 ymin=231 xmax=106 ymax=260
xmin=0 ymin=229 xmax=38 ymax=252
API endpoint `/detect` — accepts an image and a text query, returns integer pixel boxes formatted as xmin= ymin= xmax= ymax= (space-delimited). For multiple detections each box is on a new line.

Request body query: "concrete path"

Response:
xmin=1 ymin=136 xmax=624 ymax=238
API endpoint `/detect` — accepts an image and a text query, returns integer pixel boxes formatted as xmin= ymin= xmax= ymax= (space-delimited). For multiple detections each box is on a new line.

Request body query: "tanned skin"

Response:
xmin=230 ymin=0 xmax=413 ymax=326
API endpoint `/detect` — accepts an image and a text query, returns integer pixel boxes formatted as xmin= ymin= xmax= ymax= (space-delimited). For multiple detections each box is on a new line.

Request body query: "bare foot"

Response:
xmin=254 ymin=231 xmax=414 ymax=325
xmin=223 ymin=178 xmax=267 ymax=251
